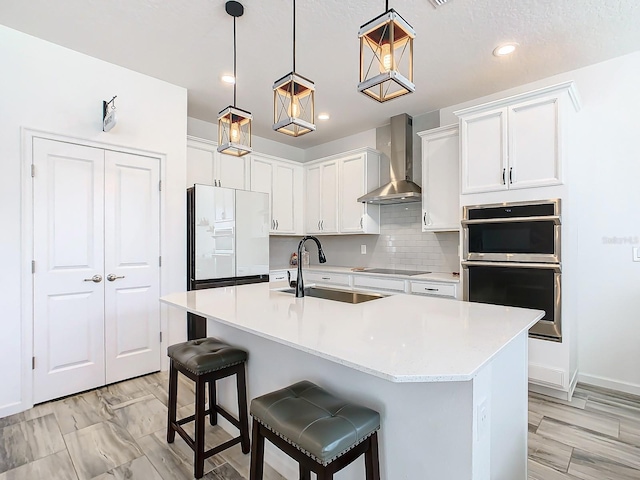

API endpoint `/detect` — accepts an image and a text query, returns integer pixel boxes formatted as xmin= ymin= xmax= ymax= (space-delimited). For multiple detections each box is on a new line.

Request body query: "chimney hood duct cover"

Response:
xmin=357 ymin=114 xmax=421 ymax=205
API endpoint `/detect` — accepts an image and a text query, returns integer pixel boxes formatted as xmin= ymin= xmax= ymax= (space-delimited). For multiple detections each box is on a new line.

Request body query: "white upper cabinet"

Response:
xmin=418 ymin=125 xmax=460 ymax=232
xmin=305 ymin=160 xmax=338 ymax=234
xmin=305 ymin=148 xmax=380 ymax=235
xmin=186 ymin=136 xmax=249 ymax=190
xmin=456 ymin=82 xmax=581 ymax=194
xmin=339 ymin=151 xmax=380 ymax=234
xmin=250 ymin=153 xmax=303 ymax=235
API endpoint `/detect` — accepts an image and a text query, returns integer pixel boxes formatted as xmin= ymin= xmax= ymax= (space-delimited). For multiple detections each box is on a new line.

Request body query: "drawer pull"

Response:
xmin=275 ymin=276 xmax=284 ymax=280
xmin=321 ymin=277 xmax=330 ymax=280
xmin=425 ymin=288 xmax=438 ymax=291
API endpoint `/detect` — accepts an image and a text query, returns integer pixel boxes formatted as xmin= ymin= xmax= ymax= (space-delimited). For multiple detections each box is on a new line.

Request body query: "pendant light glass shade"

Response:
xmin=273 ymin=72 xmax=315 ymax=137
xmin=358 ymin=8 xmax=415 ymax=102
xmin=273 ymin=0 xmax=315 ymax=137
xmin=218 ymin=1 xmax=252 ymax=156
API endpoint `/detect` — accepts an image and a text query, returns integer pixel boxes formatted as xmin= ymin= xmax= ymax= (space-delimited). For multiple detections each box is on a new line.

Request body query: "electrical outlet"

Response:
xmin=361 ymin=244 xmax=367 ymax=254
xmin=476 ymin=399 xmax=489 ymax=440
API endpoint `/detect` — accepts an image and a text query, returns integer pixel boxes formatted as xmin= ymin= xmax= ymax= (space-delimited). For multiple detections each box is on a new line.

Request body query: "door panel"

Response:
xmin=320 ymin=162 xmax=338 ymax=233
xmin=33 ymin=138 xmax=106 ymax=403
xmin=272 ymin=164 xmax=295 ymax=233
xmin=104 ymin=150 xmax=160 ymax=384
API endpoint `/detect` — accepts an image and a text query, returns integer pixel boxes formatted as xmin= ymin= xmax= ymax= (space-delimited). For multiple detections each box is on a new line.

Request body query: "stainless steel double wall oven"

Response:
xmin=462 ymin=199 xmax=562 ymax=341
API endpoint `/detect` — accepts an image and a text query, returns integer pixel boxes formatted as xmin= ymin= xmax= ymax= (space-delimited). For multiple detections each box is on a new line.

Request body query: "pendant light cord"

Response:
xmin=233 ymin=16 xmax=237 ymax=107
xmin=385 ymin=0 xmax=389 ymax=11
xmin=292 ymin=0 xmax=296 ymax=72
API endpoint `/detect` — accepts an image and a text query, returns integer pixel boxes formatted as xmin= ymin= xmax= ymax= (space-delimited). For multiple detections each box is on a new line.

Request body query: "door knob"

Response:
xmin=83 ymin=274 xmax=103 ymax=283
xmin=107 ymin=274 xmax=125 ymax=282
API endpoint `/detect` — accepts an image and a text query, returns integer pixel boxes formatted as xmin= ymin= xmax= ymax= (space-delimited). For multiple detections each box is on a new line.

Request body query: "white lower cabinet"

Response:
xmin=410 ymin=281 xmax=457 ymax=298
xmin=352 ymin=276 xmax=406 ymax=294
xmin=304 ymin=271 xmax=351 ymax=288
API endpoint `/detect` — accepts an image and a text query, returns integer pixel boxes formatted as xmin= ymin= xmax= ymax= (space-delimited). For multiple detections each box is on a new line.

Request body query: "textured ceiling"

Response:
xmin=1 ymin=0 xmax=639 ymax=148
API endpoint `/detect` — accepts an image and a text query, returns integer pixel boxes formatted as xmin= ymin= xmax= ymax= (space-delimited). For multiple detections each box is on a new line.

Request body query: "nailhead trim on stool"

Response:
xmin=166 ymin=337 xmax=251 ymax=479
xmin=249 ymin=380 xmax=381 ymax=480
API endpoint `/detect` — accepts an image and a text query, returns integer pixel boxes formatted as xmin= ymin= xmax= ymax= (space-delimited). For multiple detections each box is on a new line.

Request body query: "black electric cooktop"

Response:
xmin=362 ymin=268 xmax=431 ymax=276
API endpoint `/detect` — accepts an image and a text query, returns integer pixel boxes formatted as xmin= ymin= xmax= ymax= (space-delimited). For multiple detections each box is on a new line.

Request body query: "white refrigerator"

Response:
xmin=187 ymin=184 xmax=270 ymax=338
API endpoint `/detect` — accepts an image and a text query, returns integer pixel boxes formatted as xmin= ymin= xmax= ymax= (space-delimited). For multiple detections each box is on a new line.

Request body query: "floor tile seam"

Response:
xmin=568 ymin=446 xmax=640 ymax=478
xmin=537 ymin=415 xmax=626 ymax=444
xmin=530 ymin=405 xmax=622 ymax=438
xmin=60 ymin=427 xmax=82 ymax=480
xmin=537 ymin=419 xmax=640 ymax=472
xmin=530 ymin=396 xmax=622 ymax=423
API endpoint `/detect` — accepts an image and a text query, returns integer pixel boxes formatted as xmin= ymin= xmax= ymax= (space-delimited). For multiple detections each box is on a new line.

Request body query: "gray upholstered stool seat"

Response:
xmin=167 ymin=337 xmax=247 ymax=375
xmin=249 ymin=380 xmax=381 ymax=480
xmin=166 ymin=337 xmax=250 ymax=479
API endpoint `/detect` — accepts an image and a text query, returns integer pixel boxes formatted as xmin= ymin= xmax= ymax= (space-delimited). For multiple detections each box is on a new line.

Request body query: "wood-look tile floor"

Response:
xmin=1 ymin=374 xmax=639 ymax=480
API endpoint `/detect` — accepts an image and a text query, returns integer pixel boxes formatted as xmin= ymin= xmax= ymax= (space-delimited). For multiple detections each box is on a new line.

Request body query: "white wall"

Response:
xmin=442 ymin=51 xmax=640 ymax=393
xmin=304 ymin=129 xmax=376 ymax=162
xmin=187 ymin=117 xmax=305 ymax=162
xmin=0 ymin=25 xmax=188 ymax=416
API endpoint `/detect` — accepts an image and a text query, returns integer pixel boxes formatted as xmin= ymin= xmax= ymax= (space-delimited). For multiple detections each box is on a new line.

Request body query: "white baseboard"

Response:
xmin=577 ymin=373 xmax=640 ymax=397
xmin=0 ymin=400 xmax=29 ymax=420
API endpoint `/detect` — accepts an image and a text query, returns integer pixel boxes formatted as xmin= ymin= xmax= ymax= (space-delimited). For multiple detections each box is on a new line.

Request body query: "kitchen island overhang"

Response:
xmin=161 ymin=283 xmax=542 ymax=479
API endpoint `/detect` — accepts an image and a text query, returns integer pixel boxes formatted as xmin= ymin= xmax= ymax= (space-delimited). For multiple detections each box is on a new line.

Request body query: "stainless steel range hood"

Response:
xmin=357 ymin=113 xmax=421 ymax=205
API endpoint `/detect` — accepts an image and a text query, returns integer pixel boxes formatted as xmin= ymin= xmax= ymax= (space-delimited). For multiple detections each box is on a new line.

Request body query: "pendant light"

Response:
xmin=218 ymin=1 xmax=252 ymax=156
xmin=273 ymin=0 xmax=315 ymax=137
xmin=358 ymin=0 xmax=415 ymax=102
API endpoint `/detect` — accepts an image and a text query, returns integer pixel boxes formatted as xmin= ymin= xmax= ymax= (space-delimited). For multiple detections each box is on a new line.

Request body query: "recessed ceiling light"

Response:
xmin=318 ymin=113 xmax=330 ymax=120
xmin=221 ymin=75 xmax=235 ymax=84
xmin=493 ymin=43 xmax=518 ymax=57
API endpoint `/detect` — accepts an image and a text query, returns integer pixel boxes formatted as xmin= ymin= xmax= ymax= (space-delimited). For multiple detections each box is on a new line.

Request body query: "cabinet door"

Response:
xmin=272 ymin=163 xmax=296 ymax=234
xmin=508 ymin=96 xmax=561 ymax=189
xmin=460 ymin=108 xmax=508 ymax=194
xmin=216 ymin=153 xmax=249 ymax=190
xmin=186 ymin=140 xmax=215 ymax=187
xmin=305 ymin=165 xmax=322 ymax=233
xmin=320 ymin=161 xmax=338 ymax=233
xmin=340 ymin=155 xmax=366 ymax=233
xmin=250 ymin=155 xmax=274 ymax=230
xmin=421 ymin=126 xmax=460 ymax=231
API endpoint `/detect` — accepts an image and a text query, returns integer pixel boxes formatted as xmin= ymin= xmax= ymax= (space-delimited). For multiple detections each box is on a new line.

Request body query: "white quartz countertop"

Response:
xmin=271 ymin=265 xmax=460 ymax=284
xmin=161 ymin=283 xmax=542 ymax=383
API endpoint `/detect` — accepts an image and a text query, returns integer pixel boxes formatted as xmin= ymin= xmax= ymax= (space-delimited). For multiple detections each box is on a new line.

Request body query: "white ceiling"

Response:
xmin=1 ymin=0 xmax=639 ymax=148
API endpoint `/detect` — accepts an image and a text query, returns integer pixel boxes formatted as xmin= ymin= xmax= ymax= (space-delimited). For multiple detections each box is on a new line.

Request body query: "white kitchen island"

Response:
xmin=160 ymin=283 xmax=542 ymax=480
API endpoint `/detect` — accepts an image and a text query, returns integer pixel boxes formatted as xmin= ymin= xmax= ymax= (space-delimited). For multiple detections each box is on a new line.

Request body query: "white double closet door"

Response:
xmin=32 ymin=138 xmax=161 ymax=404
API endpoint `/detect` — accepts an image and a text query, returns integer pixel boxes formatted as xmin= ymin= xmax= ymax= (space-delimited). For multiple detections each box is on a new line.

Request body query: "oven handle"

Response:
xmin=461 ymin=215 xmax=561 ymax=226
xmin=461 ymin=261 xmax=561 ymax=272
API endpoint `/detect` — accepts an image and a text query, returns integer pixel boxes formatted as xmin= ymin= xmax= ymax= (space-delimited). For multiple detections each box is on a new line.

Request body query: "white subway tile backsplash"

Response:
xmin=269 ymin=202 xmax=461 ymax=274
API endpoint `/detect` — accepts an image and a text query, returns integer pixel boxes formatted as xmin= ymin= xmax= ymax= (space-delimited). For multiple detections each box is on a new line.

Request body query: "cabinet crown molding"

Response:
xmin=453 ymin=81 xmax=582 ymax=118
xmin=304 ymin=147 xmax=380 ymax=166
xmin=417 ymin=124 xmax=459 ymax=139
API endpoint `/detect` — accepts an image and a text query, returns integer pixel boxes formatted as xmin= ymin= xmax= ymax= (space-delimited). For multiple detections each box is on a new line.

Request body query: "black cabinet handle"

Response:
xmin=502 ymin=168 xmax=506 ymax=185
xmin=509 ymin=167 xmax=513 ymax=184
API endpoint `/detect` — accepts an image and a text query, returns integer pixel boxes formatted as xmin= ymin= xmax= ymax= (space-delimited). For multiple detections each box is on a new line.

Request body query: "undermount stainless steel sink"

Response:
xmin=278 ymin=286 xmax=385 ymax=304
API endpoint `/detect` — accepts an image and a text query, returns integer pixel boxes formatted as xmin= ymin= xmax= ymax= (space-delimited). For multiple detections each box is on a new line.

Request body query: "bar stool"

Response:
xmin=249 ymin=380 xmax=381 ymax=480
xmin=167 ymin=338 xmax=250 ymax=479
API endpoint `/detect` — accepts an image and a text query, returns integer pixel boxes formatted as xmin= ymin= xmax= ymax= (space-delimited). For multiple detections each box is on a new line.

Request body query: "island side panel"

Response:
xmin=488 ymin=331 xmax=528 ymax=480
xmin=208 ymin=319 xmax=476 ymax=480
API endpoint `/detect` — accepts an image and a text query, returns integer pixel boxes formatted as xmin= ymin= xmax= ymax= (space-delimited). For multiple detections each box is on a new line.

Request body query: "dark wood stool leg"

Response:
xmin=299 ymin=464 xmax=312 ymax=480
xmin=194 ymin=375 xmax=206 ymax=479
xmin=208 ymin=378 xmax=217 ymax=426
xmin=249 ymin=419 xmax=265 ymax=480
xmin=316 ymin=468 xmax=333 ymax=480
xmin=236 ymin=363 xmax=251 ymax=454
xmin=166 ymin=360 xmax=178 ymax=443
xmin=364 ymin=432 xmax=380 ymax=480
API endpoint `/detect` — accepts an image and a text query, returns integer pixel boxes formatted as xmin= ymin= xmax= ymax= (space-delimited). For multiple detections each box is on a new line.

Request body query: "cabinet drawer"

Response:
xmin=353 ymin=276 xmax=405 ymax=293
xmin=269 ymin=270 xmax=296 ymax=283
xmin=410 ymin=281 xmax=456 ymax=298
xmin=305 ymin=272 xmax=351 ymax=287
